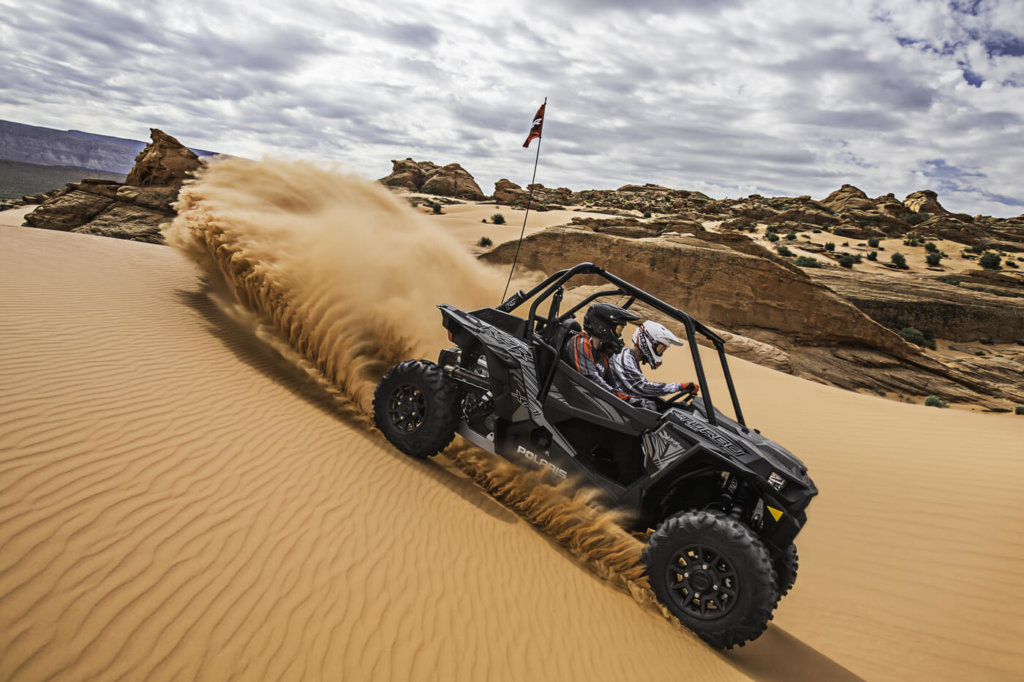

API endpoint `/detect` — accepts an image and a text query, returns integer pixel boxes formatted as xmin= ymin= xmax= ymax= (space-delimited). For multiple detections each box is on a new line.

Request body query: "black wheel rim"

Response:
xmin=666 ymin=544 xmax=739 ymax=620
xmin=387 ymin=384 xmax=427 ymax=433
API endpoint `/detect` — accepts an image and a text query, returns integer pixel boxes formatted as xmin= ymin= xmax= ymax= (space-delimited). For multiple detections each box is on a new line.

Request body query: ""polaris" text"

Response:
xmin=517 ymin=445 xmax=568 ymax=480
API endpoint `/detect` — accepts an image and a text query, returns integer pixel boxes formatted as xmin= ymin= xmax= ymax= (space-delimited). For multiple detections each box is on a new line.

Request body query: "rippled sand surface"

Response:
xmin=2 ymin=161 xmax=1023 ymax=681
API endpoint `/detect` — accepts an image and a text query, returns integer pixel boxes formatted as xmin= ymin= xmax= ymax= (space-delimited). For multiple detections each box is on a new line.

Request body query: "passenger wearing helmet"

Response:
xmin=609 ymin=320 xmax=699 ymax=407
xmin=563 ymin=303 xmax=640 ymax=398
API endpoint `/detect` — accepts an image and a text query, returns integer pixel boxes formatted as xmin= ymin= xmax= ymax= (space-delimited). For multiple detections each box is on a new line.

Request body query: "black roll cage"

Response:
xmin=500 ymin=262 xmax=746 ymax=428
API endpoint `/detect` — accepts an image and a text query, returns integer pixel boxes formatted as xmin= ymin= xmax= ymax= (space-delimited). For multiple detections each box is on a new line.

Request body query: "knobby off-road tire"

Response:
xmin=373 ymin=360 xmax=460 ymax=459
xmin=775 ymin=543 xmax=798 ymax=598
xmin=643 ymin=510 xmax=780 ymax=649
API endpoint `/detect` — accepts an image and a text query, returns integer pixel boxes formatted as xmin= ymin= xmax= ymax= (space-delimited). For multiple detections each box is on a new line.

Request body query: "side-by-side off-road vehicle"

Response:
xmin=373 ymin=263 xmax=817 ymax=648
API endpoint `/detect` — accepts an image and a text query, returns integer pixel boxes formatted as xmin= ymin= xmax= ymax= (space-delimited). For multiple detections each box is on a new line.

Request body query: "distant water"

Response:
xmin=0 ymin=159 xmax=125 ymax=200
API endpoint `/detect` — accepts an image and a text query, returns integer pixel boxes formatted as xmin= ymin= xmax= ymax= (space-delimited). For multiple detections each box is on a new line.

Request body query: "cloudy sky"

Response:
xmin=1 ymin=0 xmax=1022 ymax=216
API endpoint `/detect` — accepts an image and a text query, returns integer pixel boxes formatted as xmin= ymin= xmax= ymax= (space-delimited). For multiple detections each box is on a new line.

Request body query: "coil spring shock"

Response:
xmin=729 ymin=480 xmax=752 ymax=521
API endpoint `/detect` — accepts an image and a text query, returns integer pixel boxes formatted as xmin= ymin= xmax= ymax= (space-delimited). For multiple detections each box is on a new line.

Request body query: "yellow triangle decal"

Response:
xmin=767 ymin=506 xmax=783 ymax=522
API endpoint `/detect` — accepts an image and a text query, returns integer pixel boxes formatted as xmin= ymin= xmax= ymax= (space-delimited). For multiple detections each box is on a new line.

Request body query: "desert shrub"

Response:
xmin=813 ymin=228 xmax=822 ymax=233
xmin=891 ymin=252 xmax=908 ymax=269
xmin=838 ymin=254 xmax=857 ymax=268
xmin=842 ymin=241 xmax=849 ymax=246
xmin=1016 ymin=406 xmax=1024 ymax=415
xmin=766 ymin=231 xmax=780 ymax=242
xmin=924 ymin=395 xmax=948 ymax=408
xmin=431 ymin=201 xmax=443 ymax=214
xmin=867 ymin=251 xmax=878 ymax=261
xmin=824 ymin=242 xmax=835 ymax=252
xmin=966 ymin=242 xmax=990 ymax=254
xmin=979 ymin=252 xmax=1002 ymax=269
xmin=643 ymin=210 xmax=652 ymax=218
xmin=900 ymin=326 xmax=936 ymax=350
xmin=905 ymin=212 xmax=931 ymax=225
xmin=537 ymin=203 xmax=550 ymax=212
xmin=786 ymin=232 xmax=797 ymax=240
xmin=795 ymin=256 xmax=821 ymax=268
xmin=491 ymin=212 xmax=506 ymax=225
xmin=926 ymin=252 xmax=943 ymax=267
xmin=903 ymin=237 xmax=920 ymax=247
xmin=1007 ymin=260 xmax=1019 ymax=269
xmin=924 ymin=242 xmax=938 ymax=253
xmin=776 ymin=245 xmax=795 ymax=257
xmin=1018 ymin=256 xmax=1024 ymax=262
xmin=939 ymin=276 xmax=960 ymax=286
xmin=980 ymin=338 xmax=994 ymax=345
xmin=868 ymin=237 xmax=880 ymax=248
xmin=479 ymin=236 xmax=493 ymax=247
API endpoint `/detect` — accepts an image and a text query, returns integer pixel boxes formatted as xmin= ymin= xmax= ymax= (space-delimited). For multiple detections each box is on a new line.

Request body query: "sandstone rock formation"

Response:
xmin=807 ymin=268 xmax=1024 ymax=343
xmin=821 ymin=184 xmax=875 ymax=213
xmin=21 ymin=129 xmax=200 ymax=244
xmin=504 ymin=180 xmax=1021 ymax=253
xmin=493 ymin=179 xmax=529 ymax=206
xmin=125 ymin=128 xmax=201 ymax=187
xmin=378 ymin=158 xmax=485 ymax=200
xmin=903 ymin=189 xmax=949 ymax=216
xmin=483 ymin=227 xmax=908 ymax=353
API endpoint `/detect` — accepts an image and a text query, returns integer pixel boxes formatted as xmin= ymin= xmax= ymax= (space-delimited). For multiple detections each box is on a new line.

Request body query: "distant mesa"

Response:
xmin=0 ymin=118 xmax=216 ymax=174
xmin=22 ymin=129 xmax=202 ymax=244
xmin=378 ymin=158 xmax=485 ymax=201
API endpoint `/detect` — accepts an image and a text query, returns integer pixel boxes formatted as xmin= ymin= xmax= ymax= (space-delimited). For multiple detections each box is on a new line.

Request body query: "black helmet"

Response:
xmin=583 ymin=303 xmax=639 ymax=353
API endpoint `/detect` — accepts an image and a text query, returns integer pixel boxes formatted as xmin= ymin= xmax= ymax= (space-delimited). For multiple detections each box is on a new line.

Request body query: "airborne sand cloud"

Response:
xmin=0 ymin=0 xmax=1021 ymax=215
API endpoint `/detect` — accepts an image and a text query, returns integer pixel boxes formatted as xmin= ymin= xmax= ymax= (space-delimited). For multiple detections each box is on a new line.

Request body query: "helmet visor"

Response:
xmin=654 ymin=342 xmax=668 ymax=356
xmin=614 ymin=324 xmax=624 ymax=336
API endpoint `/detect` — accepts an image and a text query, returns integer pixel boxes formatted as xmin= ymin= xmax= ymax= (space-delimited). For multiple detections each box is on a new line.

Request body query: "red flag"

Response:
xmin=522 ymin=102 xmax=545 ymax=148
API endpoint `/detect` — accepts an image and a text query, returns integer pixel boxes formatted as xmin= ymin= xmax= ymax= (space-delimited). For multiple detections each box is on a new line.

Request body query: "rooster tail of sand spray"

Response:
xmin=165 ymin=155 xmax=675 ymax=627
xmin=165 ymin=157 xmax=502 ymax=410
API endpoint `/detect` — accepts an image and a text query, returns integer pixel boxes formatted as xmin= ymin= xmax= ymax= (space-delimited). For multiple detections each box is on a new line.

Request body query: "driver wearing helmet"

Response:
xmin=563 ymin=303 xmax=641 ymax=399
xmin=609 ymin=320 xmax=699 ymax=407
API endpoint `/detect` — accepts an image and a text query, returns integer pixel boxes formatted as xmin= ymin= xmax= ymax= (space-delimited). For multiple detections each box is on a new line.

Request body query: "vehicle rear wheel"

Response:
xmin=775 ymin=543 xmax=798 ymax=597
xmin=373 ymin=360 xmax=460 ymax=459
xmin=643 ymin=510 xmax=780 ymax=649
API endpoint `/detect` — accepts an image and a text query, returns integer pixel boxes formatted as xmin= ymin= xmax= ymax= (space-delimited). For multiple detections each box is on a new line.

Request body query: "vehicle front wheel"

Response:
xmin=643 ymin=510 xmax=780 ymax=649
xmin=373 ymin=360 xmax=460 ymax=459
xmin=775 ymin=543 xmax=798 ymax=597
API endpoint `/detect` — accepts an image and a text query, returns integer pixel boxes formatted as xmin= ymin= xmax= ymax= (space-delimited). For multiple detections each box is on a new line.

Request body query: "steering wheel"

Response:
xmin=665 ymin=388 xmax=696 ymax=407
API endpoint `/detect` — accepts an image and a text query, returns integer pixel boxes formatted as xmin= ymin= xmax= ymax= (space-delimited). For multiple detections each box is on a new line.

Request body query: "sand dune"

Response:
xmin=2 ymin=161 xmax=1023 ymax=681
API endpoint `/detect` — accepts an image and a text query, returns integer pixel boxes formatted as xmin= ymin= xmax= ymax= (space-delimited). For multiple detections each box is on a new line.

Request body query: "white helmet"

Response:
xmin=632 ymin=320 xmax=682 ymax=368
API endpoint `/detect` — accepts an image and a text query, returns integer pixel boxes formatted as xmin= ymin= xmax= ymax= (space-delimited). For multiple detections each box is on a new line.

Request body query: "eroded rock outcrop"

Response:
xmin=22 ymin=129 xmax=200 ymax=244
xmin=483 ymin=227 xmax=908 ymax=352
xmin=903 ymin=189 xmax=950 ymax=216
xmin=379 ymin=158 xmax=485 ymax=200
xmin=821 ymin=184 xmax=875 ymax=213
xmin=125 ymin=129 xmax=201 ymax=187
xmin=807 ymin=268 xmax=1024 ymax=343
xmin=494 ymin=179 xmax=530 ymax=206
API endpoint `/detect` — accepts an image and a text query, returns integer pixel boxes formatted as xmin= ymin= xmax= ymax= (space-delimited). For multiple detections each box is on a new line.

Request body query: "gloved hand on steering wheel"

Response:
xmin=668 ymin=381 xmax=699 ymax=395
